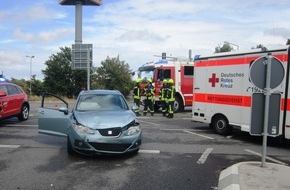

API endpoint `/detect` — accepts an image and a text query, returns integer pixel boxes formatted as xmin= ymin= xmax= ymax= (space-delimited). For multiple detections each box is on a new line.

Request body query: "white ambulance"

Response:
xmin=191 ymin=47 xmax=290 ymax=139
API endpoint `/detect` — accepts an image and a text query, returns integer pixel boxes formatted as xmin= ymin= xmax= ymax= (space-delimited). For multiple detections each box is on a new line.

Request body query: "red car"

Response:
xmin=0 ymin=80 xmax=30 ymax=121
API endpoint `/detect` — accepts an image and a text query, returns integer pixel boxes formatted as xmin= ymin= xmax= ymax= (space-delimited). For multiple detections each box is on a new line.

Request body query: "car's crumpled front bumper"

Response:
xmin=68 ymin=127 xmax=142 ymax=155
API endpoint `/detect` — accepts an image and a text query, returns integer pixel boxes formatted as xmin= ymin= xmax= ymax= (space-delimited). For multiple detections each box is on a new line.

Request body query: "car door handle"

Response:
xmin=39 ymin=111 xmax=45 ymax=114
xmin=194 ymin=87 xmax=200 ymax=90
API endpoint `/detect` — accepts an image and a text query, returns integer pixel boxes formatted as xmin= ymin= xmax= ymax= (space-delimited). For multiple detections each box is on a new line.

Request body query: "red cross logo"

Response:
xmin=209 ymin=73 xmax=219 ymax=87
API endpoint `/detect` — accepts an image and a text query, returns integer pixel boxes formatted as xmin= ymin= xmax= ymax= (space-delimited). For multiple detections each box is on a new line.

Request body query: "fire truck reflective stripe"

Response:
xmin=184 ymin=94 xmax=193 ymax=105
xmin=195 ymin=53 xmax=287 ymax=67
xmin=193 ymin=93 xmax=251 ymax=107
xmin=281 ymin=99 xmax=290 ymax=111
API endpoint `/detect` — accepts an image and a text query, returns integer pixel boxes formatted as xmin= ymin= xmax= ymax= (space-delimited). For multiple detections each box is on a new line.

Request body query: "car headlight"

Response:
xmin=73 ymin=124 xmax=95 ymax=134
xmin=126 ymin=121 xmax=141 ymax=136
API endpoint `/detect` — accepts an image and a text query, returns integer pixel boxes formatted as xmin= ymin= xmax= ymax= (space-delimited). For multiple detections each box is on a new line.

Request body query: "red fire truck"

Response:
xmin=136 ymin=53 xmax=194 ymax=112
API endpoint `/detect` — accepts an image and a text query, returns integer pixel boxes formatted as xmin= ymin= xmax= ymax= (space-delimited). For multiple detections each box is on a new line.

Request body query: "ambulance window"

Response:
xmin=184 ymin=66 xmax=194 ymax=76
xmin=164 ymin=69 xmax=171 ymax=78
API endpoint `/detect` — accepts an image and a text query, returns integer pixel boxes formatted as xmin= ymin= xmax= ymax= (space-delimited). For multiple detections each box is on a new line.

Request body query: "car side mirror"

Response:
xmin=58 ymin=107 xmax=69 ymax=115
xmin=0 ymin=91 xmax=7 ymax=97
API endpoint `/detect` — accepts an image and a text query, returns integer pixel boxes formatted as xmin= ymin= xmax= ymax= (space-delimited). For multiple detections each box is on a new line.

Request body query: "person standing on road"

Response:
xmin=159 ymin=79 xmax=168 ymax=117
xmin=143 ymin=78 xmax=155 ymax=116
xmin=133 ymin=78 xmax=142 ymax=116
xmin=166 ymin=79 xmax=175 ymax=118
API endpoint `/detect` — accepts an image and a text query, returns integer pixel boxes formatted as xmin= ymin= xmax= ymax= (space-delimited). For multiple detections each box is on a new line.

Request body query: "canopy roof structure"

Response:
xmin=59 ymin=0 xmax=102 ymax=5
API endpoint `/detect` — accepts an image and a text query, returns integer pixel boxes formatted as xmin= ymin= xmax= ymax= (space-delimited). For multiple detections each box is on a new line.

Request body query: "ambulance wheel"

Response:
xmin=212 ymin=115 xmax=232 ymax=135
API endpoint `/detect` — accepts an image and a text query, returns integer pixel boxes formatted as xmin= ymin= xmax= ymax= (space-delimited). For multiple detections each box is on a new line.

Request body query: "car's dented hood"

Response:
xmin=74 ymin=110 xmax=136 ymax=129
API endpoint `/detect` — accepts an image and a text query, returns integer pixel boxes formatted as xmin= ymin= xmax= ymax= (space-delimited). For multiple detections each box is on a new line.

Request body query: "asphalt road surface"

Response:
xmin=0 ymin=101 xmax=290 ymax=190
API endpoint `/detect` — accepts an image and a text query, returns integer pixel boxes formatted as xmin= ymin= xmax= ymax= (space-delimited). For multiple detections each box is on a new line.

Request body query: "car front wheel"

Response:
xmin=18 ymin=104 xmax=29 ymax=121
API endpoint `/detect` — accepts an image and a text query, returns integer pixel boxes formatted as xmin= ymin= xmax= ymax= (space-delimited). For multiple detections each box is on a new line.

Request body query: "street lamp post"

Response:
xmin=26 ymin=55 xmax=35 ymax=96
xmin=224 ymin=41 xmax=239 ymax=51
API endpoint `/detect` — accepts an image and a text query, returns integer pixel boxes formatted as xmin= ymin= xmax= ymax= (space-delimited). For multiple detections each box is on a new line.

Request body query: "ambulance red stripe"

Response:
xmin=195 ymin=54 xmax=287 ymax=67
xmin=194 ymin=93 xmax=290 ymax=111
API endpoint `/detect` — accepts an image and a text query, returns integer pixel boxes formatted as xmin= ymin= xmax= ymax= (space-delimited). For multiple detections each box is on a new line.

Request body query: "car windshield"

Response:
xmin=138 ymin=66 xmax=154 ymax=82
xmin=76 ymin=94 xmax=129 ymax=111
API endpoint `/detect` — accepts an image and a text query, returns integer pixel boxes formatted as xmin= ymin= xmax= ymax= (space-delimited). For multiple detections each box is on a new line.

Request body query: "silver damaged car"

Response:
xmin=38 ymin=90 xmax=142 ymax=155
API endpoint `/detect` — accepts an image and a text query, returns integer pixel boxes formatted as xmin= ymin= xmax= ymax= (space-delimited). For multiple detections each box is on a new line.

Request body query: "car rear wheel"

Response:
xmin=18 ymin=104 xmax=29 ymax=121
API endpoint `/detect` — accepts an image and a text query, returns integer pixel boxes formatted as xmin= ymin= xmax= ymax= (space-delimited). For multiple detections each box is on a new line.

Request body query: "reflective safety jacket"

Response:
xmin=144 ymin=84 xmax=155 ymax=100
xmin=159 ymin=85 xmax=168 ymax=101
xmin=166 ymin=85 xmax=176 ymax=102
xmin=133 ymin=85 xmax=141 ymax=99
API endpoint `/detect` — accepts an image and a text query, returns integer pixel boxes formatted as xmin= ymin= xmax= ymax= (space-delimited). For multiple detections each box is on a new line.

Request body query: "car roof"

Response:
xmin=79 ymin=90 xmax=122 ymax=96
xmin=0 ymin=82 xmax=17 ymax=86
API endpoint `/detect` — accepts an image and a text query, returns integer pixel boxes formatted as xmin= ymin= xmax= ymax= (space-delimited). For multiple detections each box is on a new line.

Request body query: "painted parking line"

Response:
xmin=4 ymin=124 xmax=38 ymax=127
xmin=0 ymin=144 xmax=21 ymax=148
xmin=182 ymin=118 xmax=192 ymax=120
xmin=139 ymin=150 xmax=160 ymax=154
xmin=138 ymin=120 xmax=160 ymax=126
xmin=183 ymin=130 xmax=215 ymax=140
xmin=160 ymin=128 xmax=211 ymax=132
xmin=197 ymin=148 xmax=213 ymax=164
xmin=245 ymin=149 xmax=288 ymax=166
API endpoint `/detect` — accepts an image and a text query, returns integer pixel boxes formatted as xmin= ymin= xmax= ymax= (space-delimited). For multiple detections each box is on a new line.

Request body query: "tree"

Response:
xmin=251 ymin=44 xmax=267 ymax=51
xmin=10 ymin=78 xmax=29 ymax=94
xmin=42 ymin=47 xmax=86 ymax=97
xmin=92 ymin=56 xmax=133 ymax=98
xmin=31 ymin=75 xmax=45 ymax=96
xmin=215 ymin=43 xmax=233 ymax=53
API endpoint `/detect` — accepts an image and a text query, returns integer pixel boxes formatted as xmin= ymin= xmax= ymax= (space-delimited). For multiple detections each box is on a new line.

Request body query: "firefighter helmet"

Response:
xmin=147 ymin=78 xmax=152 ymax=83
xmin=135 ymin=78 xmax=142 ymax=83
xmin=168 ymin=79 xmax=174 ymax=84
xmin=163 ymin=79 xmax=168 ymax=83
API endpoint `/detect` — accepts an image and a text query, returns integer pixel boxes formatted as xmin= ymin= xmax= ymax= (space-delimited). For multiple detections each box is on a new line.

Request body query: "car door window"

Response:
xmin=0 ymin=85 xmax=8 ymax=93
xmin=42 ymin=94 xmax=68 ymax=110
xmin=7 ymin=85 xmax=19 ymax=95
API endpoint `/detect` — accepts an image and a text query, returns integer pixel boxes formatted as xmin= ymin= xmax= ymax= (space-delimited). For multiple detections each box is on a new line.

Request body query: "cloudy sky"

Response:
xmin=1 ymin=0 xmax=290 ymax=80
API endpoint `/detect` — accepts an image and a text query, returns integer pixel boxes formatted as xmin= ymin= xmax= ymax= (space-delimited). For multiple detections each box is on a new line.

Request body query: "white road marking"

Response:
xmin=138 ymin=120 xmax=160 ymax=126
xmin=197 ymin=148 xmax=213 ymax=164
xmin=160 ymin=128 xmax=211 ymax=132
xmin=4 ymin=124 xmax=38 ymax=127
xmin=139 ymin=150 xmax=160 ymax=154
xmin=183 ymin=130 xmax=215 ymax=140
xmin=245 ymin=149 xmax=288 ymax=166
xmin=0 ymin=144 xmax=21 ymax=148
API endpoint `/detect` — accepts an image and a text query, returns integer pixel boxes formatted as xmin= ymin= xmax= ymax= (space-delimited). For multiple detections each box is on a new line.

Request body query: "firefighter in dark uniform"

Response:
xmin=159 ymin=79 xmax=168 ymax=117
xmin=133 ymin=78 xmax=142 ymax=116
xmin=143 ymin=78 xmax=155 ymax=116
xmin=166 ymin=79 xmax=176 ymax=118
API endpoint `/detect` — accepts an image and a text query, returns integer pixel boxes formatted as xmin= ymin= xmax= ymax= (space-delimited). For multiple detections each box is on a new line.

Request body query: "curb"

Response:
xmin=218 ymin=162 xmax=240 ymax=190
xmin=218 ymin=161 xmax=290 ymax=190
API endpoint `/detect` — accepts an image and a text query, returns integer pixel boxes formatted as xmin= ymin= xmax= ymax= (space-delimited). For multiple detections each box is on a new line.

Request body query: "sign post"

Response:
xmin=249 ymin=53 xmax=284 ymax=167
